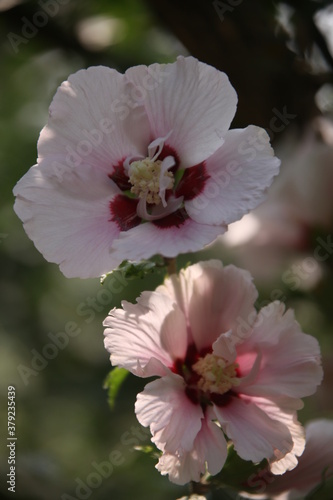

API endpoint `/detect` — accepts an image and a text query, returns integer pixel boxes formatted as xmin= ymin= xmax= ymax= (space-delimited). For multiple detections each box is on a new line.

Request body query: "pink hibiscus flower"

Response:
xmin=103 ymin=260 xmax=323 ymax=485
xmin=13 ymin=57 xmax=280 ymax=278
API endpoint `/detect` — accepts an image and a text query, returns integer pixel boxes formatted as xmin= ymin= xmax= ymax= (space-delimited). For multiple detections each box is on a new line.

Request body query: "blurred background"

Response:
xmin=1 ymin=0 xmax=333 ymax=498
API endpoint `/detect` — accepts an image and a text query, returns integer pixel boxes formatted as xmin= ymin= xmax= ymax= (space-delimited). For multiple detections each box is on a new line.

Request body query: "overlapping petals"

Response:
xmin=14 ymin=57 xmax=280 ymax=278
xmin=242 ymin=419 xmax=333 ymax=499
xmin=103 ymin=260 xmax=323 ymax=484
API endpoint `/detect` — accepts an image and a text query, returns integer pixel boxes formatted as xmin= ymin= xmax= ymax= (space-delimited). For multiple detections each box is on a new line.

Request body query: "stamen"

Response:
xmin=128 ymin=158 xmax=174 ymax=206
xmin=192 ymin=353 xmax=240 ymax=395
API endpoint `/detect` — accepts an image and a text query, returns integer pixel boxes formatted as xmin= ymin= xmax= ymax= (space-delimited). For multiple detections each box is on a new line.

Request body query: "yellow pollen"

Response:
xmin=192 ymin=353 xmax=240 ymax=395
xmin=128 ymin=158 xmax=174 ymax=205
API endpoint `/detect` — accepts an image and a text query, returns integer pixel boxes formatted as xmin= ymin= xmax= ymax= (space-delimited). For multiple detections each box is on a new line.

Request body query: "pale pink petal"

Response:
xmin=157 ymin=260 xmax=223 ymax=316
xmin=156 ymin=451 xmax=202 ymax=485
xmin=111 ymin=217 xmax=225 ymax=261
xmin=125 ymin=56 xmax=237 ymax=167
xmin=156 ymin=416 xmax=228 ymax=485
xmin=104 ymin=291 xmax=187 ymax=377
xmin=238 ymin=302 xmax=323 ymax=399
xmin=38 ymin=66 xmax=150 ymax=171
xmin=13 ymin=161 xmax=122 ymax=278
xmin=214 ymin=396 xmax=293 ymax=463
xmin=185 ymin=264 xmax=258 ymax=352
xmin=156 ymin=261 xmax=257 ymax=353
xmin=185 ymin=126 xmax=280 ymax=225
xmin=135 ymin=376 xmax=203 ymax=453
xmin=249 ymin=397 xmax=305 ymax=474
xmin=195 ymin=415 xmax=228 ymax=475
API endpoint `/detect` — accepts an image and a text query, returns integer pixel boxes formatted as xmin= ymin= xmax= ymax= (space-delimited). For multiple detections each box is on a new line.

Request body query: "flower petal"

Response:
xmin=125 ymin=56 xmax=237 ymax=167
xmin=135 ymin=375 xmax=203 ymax=454
xmin=185 ymin=126 xmax=280 ymax=225
xmin=195 ymin=415 xmax=228 ymax=476
xmin=238 ymin=302 xmax=323 ymax=399
xmin=38 ymin=66 xmax=150 ymax=171
xmin=182 ymin=264 xmax=258 ymax=352
xmin=249 ymin=397 xmax=305 ymax=475
xmin=13 ymin=161 xmax=122 ymax=278
xmin=104 ymin=291 xmax=188 ymax=377
xmin=111 ymin=217 xmax=225 ymax=262
xmin=214 ymin=395 xmax=293 ymax=463
xmin=156 ymin=416 xmax=228 ymax=485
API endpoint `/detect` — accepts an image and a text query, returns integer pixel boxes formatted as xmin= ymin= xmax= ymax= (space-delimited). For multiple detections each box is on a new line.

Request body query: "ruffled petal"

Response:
xmin=248 ymin=397 xmax=305 ymax=475
xmin=264 ymin=419 xmax=333 ymax=497
xmin=185 ymin=126 xmax=280 ymax=224
xmin=156 ymin=416 xmax=228 ymax=485
xmin=214 ymin=395 xmax=293 ymax=463
xmin=238 ymin=302 xmax=323 ymax=399
xmin=104 ymin=291 xmax=187 ymax=377
xmin=110 ymin=217 xmax=225 ymax=262
xmin=13 ymin=161 xmax=122 ymax=278
xmin=135 ymin=375 xmax=203 ymax=454
xmin=125 ymin=56 xmax=237 ymax=167
xmin=38 ymin=66 xmax=150 ymax=171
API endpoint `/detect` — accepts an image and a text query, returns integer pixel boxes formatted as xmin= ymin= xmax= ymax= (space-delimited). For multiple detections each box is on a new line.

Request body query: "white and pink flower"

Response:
xmin=13 ymin=57 xmax=280 ymax=278
xmin=103 ymin=260 xmax=323 ymax=485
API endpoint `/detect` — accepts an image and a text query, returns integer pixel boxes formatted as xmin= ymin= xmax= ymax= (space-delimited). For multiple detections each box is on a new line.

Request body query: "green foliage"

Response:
xmin=100 ymin=256 xmax=166 ymax=284
xmin=104 ymin=367 xmax=129 ymax=409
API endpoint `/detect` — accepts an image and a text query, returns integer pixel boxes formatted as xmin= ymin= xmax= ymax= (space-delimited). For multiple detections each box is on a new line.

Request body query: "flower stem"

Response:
xmin=165 ymin=257 xmax=177 ymax=276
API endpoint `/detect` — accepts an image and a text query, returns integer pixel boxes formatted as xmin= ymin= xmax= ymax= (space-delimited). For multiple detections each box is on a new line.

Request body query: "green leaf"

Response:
xmin=133 ymin=444 xmax=160 ymax=458
xmin=103 ymin=367 xmax=129 ymax=409
xmin=100 ymin=256 xmax=166 ymax=284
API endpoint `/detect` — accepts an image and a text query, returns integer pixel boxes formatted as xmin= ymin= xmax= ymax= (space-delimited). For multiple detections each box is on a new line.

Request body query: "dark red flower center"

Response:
xmin=173 ymin=343 xmax=240 ymax=408
xmin=108 ymin=143 xmax=210 ymax=231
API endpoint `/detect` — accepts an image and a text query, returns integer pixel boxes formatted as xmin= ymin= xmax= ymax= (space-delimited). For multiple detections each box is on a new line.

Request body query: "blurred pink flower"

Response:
xmin=220 ymin=118 xmax=333 ymax=285
xmin=103 ymin=260 xmax=322 ymax=485
xmin=243 ymin=419 xmax=333 ymax=499
xmin=13 ymin=57 xmax=279 ymax=278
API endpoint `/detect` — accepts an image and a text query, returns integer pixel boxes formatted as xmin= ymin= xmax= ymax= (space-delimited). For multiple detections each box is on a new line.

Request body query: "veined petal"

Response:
xmin=238 ymin=302 xmax=323 ymax=399
xmin=185 ymin=126 xmax=280 ymax=225
xmin=214 ymin=396 xmax=293 ymax=463
xmin=248 ymin=397 xmax=305 ymax=475
xmin=156 ymin=416 xmax=228 ymax=485
xmin=104 ymin=291 xmax=188 ymax=377
xmin=38 ymin=66 xmax=150 ymax=171
xmin=13 ymin=160 xmax=122 ymax=278
xmin=125 ymin=56 xmax=237 ymax=167
xmin=111 ymin=217 xmax=225 ymax=262
xmin=135 ymin=375 xmax=203 ymax=454
xmin=183 ymin=264 xmax=258 ymax=352
xmin=195 ymin=415 xmax=228 ymax=476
